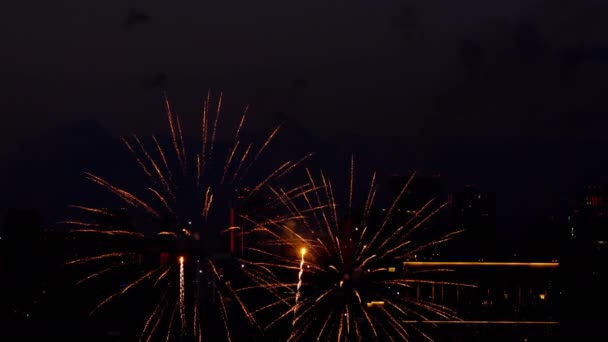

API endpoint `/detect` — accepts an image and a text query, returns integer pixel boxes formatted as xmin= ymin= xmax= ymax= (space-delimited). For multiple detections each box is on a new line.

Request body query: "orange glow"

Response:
xmin=403 ymin=261 xmax=559 ymax=268
xmin=179 ymin=256 xmax=185 ymax=263
xmin=539 ymin=293 xmax=546 ymax=300
xmin=366 ymin=301 xmax=385 ymax=308
xmin=402 ymin=320 xmax=558 ymax=325
xmin=300 ymin=247 xmax=307 ymax=256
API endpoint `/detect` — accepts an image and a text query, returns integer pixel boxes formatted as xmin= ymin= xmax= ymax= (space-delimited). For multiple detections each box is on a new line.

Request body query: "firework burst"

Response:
xmin=236 ymin=156 xmax=475 ymax=341
xmin=61 ymin=92 xmax=312 ymax=341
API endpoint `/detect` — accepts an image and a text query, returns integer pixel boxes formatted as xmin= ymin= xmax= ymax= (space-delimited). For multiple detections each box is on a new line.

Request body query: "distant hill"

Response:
xmin=2 ymin=118 xmax=608 ymax=239
xmin=0 ymin=120 xmax=128 ymax=229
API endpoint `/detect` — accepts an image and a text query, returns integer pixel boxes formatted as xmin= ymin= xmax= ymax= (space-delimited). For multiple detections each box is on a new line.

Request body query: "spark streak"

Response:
xmin=75 ymin=266 xmax=115 ymax=286
xmin=65 ymin=91 xmax=317 ymax=340
xmin=66 ymin=252 xmax=133 ymax=266
xmin=179 ymin=256 xmax=186 ymax=334
xmin=293 ymin=248 xmax=307 ymax=329
xmin=237 ymin=163 xmax=471 ymax=340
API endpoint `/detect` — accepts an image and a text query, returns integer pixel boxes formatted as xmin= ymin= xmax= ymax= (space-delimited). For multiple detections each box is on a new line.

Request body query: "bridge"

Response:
xmin=397 ymin=261 xmax=561 ymax=338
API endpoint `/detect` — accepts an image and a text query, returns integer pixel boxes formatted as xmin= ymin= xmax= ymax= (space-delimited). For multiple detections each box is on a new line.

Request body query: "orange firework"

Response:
xmin=62 ymin=91 xmax=313 ymax=341
xmin=234 ymin=161 xmax=473 ymax=341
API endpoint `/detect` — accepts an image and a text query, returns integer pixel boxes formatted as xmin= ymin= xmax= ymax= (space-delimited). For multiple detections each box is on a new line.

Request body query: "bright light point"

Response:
xmin=300 ymin=247 xmax=307 ymax=255
xmin=366 ymin=301 xmax=385 ymax=308
xmin=179 ymin=256 xmax=184 ymax=263
xmin=188 ymin=221 xmax=192 ymax=225
xmin=241 ymin=264 xmax=245 ymax=268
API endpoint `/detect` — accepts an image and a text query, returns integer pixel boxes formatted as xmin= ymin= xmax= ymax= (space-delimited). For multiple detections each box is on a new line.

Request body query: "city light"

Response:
xmin=366 ymin=301 xmax=385 ymax=308
xmin=402 ymin=320 xmax=559 ymax=325
xmin=403 ymin=261 xmax=559 ymax=268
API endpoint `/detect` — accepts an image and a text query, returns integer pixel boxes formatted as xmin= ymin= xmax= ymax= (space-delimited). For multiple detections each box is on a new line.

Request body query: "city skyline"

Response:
xmin=2 ymin=1 xmax=608 ymax=340
xmin=3 ymin=116 xmax=607 ymax=242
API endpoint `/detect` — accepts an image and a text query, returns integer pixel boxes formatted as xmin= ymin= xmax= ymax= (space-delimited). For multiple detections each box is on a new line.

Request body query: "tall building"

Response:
xmin=569 ymin=185 xmax=608 ymax=242
xmin=2 ymin=208 xmax=42 ymax=266
xmin=448 ymin=185 xmax=496 ymax=260
xmin=233 ymin=186 xmax=278 ymax=255
xmin=390 ymin=172 xmax=441 ymax=217
xmin=1 ymin=208 xmax=42 ymax=330
xmin=390 ymin=172 xmax=441 ymax=227
xmin=561 ymin=185 xmax=608 ymax=338
xmin=3 ymin=208 xmax=41 ymax=244
xmin=388 ymin=172 xmax=443 ymax=260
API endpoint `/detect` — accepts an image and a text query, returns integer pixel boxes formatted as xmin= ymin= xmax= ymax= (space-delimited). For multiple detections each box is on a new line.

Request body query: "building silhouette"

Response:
xmin=94 ymin=207 xmax=133 ymax=231
xmin=561 ymin=185 xmax=608 ymax=339
xmin=448 ymin=185 xmax=496 ymax=260
xmin=3 ymin=208 xmax=41 ymax=244
xmin=388 ymin=172 xmax=443 ymax=260
xmin=390 ymin=172 xmax=441 ymax=218
xmin=1 ymin=208 xmax=43 ymax=337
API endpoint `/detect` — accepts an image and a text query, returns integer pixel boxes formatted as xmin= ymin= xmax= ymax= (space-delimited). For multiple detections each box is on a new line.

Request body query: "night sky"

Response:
xmin=2 ymin=1 xmax=608 ymax=238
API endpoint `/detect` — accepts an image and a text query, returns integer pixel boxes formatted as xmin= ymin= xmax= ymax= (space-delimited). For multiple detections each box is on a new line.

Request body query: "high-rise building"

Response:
xmin=569 ymin=185 xmax=608 ymax=242
xmin=390 ymin=172 xmax=441 ymax=228
xmin=389 ymin=172 xmax=443 ymax=260
xmin=561 ymin=185 xmax=608 ymax=338
xmin=390 ymin=172 xmax=441 ymax=218
xmin=448 ymin=185 xmax=496 ymax=260
xmin=2 ymin=208 xmax=42 ymax=328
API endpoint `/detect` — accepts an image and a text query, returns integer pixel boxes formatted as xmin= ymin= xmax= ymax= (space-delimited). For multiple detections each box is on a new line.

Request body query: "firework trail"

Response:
xmin=235 ymin=164 xmax=474 ymax=341
xmin=63 ymin=91 xmax=312 ymax=341
xmin=293 ymin=247 xmax=307 ymax=329
xmin=179 ymin=256 xmax=186 ymax=334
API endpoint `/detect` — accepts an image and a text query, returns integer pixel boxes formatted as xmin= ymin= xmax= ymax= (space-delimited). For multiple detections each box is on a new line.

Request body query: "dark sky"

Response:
xmin=3 ymin=1 xmax=608 ymax=147
xmin=2 ymin=1 xmax=608 ymax=237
